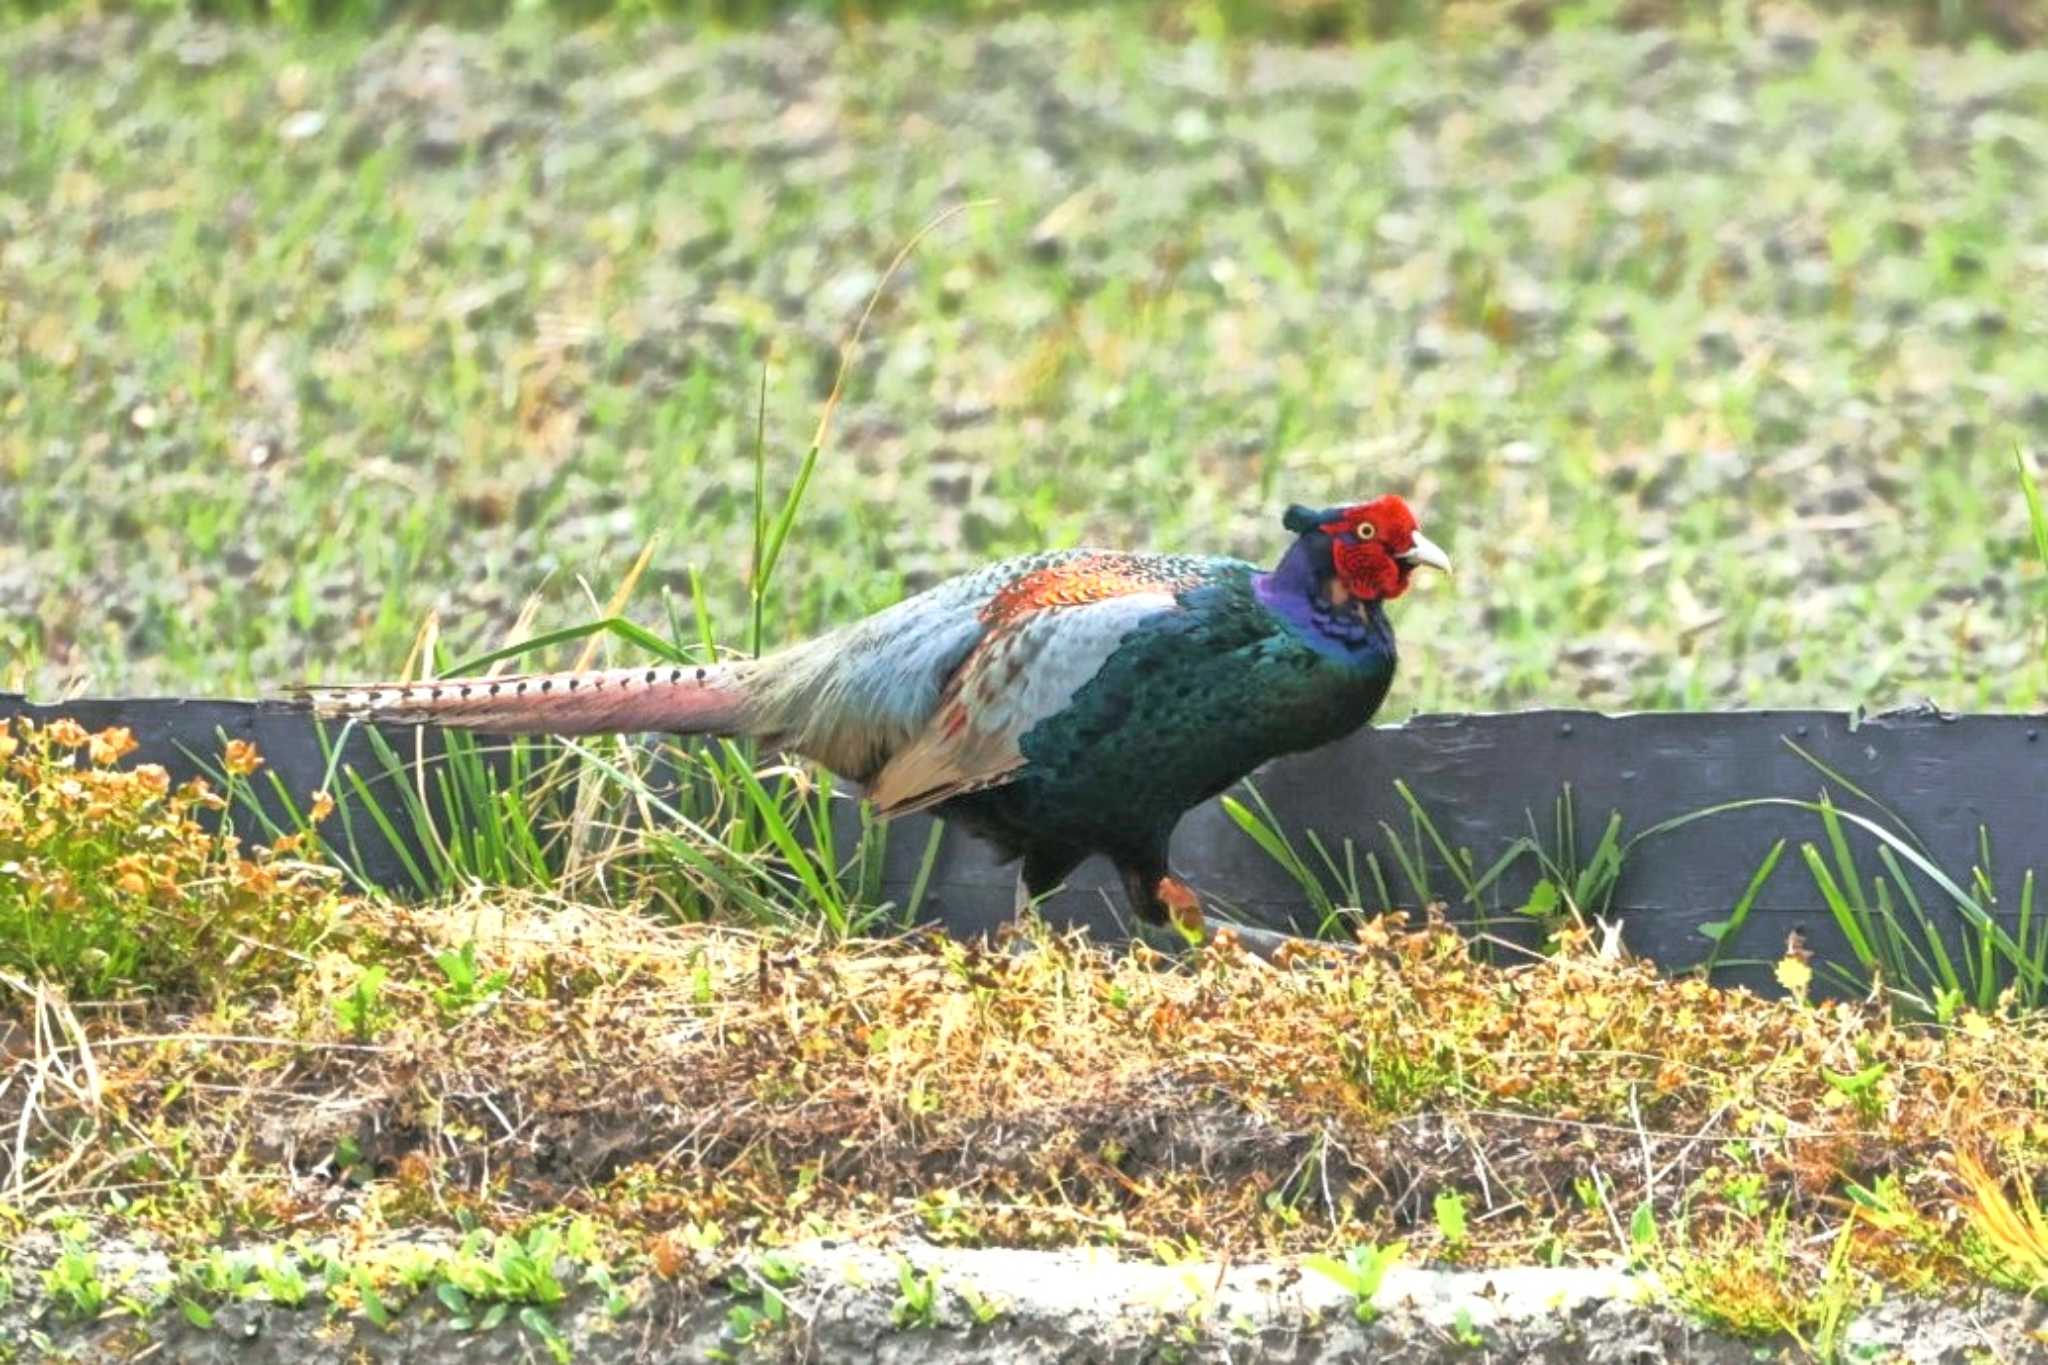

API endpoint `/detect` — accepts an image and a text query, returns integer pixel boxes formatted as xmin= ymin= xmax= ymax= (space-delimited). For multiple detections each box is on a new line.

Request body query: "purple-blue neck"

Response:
xmin=1253 ymin=537 xmax=1395 ymax=662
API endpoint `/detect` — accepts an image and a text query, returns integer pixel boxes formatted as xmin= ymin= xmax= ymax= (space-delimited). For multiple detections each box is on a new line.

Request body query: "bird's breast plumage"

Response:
xmin=975 ymin=563 xmax=1397 ymax=851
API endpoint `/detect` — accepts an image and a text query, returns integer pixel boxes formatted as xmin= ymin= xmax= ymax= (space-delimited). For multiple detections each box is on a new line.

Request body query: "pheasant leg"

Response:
xmin=1115 ymin=855 xmax=1207 ymax=941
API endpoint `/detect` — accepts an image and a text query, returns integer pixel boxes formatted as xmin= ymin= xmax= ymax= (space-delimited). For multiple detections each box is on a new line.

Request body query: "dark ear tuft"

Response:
xmin=1282 ymin=504 xmax=1326 ymax=535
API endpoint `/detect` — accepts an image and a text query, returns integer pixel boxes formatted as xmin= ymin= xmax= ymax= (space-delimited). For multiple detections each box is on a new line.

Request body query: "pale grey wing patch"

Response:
xmin=864 ymin=590 xmax=1180 ymax=816
xmin=742 ymin=549 xmax=1106 ymax=781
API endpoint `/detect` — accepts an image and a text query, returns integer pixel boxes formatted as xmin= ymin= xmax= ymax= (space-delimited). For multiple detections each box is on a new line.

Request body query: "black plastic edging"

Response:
xmin=5 ymin=694 xmax=2043 ymax=995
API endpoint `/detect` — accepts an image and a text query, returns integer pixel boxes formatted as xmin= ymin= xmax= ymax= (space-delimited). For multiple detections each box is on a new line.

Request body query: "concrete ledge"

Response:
xmin=10 ymin=1234 xmax=2043 ymax=1363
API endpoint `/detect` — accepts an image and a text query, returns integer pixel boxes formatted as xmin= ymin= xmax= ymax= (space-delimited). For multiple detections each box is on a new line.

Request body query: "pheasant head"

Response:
xmin=1281 ymin=495 xmax=1452 ymax=603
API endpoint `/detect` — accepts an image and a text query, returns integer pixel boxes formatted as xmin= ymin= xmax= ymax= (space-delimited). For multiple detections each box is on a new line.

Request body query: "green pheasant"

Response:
xmin=307 ymin=495 xmax=1449 ymax=936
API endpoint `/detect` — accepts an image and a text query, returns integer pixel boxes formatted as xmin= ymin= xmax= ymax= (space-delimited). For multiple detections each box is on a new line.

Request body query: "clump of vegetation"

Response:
xmin=1304 ymin=1239 xmax=1406 ymax=1324
xmin=0 ymin=718 xmax=347 ymax=998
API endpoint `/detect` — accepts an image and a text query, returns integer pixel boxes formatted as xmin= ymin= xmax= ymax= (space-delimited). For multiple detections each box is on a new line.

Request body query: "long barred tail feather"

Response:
xmin=295 ymin=661 xmax=754 ymax=737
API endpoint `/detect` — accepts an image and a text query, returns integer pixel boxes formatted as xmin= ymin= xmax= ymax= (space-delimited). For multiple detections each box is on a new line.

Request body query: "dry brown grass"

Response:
xmin=5 ymin=882 xmax=2048 ymax=1318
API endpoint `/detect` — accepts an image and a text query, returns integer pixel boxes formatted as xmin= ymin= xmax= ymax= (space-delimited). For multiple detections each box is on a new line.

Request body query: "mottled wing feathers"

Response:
xmin=976 ymin=556 xmax=1203 ymax=626
xmin=864 ymin=554 xmax=1207 ymax=816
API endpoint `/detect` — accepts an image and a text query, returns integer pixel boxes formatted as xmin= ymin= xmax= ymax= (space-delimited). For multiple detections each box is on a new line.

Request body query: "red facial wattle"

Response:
xmin=1318 ymin=495 xmax=1431 ymax=602
xmin=1329 ymin=535 xmax=1406 ymax=599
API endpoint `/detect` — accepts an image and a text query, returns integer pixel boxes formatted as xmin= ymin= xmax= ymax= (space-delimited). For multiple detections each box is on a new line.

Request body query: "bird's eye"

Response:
xmin=1354 ymin=523 xmax=1375 ymax=541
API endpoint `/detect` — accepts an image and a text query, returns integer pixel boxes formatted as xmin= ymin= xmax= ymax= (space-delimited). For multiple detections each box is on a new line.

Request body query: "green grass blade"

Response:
xmin=1816 ymin=795 xmax=1871 ymax=921
xmin=904 ymin=820 xmax=947 ymax=926
xmin=1800 ymin=842 xmax=1877 ymax=970
xmin=1628 ymin=797 xmax=2039 ymax=995
xmin=1377 ymin=820 xmax=1431 ymax=907
xmin=750 ymin=364 xmax=771 ymax=656
xmin=1365 ymin=852 xmax=1392 ymax=916
xmin=2019 ymin=447 xmax=2048 ymax=578
xmin=361 ymin=728 xmax=457 ymax=888
xmin=342 ymin=764 xmax=434 ymax=897
xmin=1221 ymin=789 xmax=1332 ymax=923
xmin=2019 ymin=867 xmax=2038 ymax=975
xmin=1571 ymin=811 xmax=1626 ymax=916
xmin=2023 ymin=870 xmax=2044 ymax=1007
xmin=721 ymin=742 xmax=847 ymax=933
xmin=687 ymin=566 xmax=718 ymax=657
xmin=1697 ymin=838 xmax=1785 ymax=980
xmin=1871 ymin=845 xmax=1965 ymax=1003
xmin=439 ymin=618 xmax=687 ymax=678
xmin=1393 ymin=779 xmax=1486 ymax=904
xmin=758 ymin=443 xmax=822 ymax=608
xmin=1781 ymin=737 xmax=1931 ymax=857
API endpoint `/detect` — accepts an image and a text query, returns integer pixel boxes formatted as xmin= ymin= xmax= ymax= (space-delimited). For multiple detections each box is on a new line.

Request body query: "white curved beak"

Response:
xmin=1398 ymin=529 xmax=1452 ymax=575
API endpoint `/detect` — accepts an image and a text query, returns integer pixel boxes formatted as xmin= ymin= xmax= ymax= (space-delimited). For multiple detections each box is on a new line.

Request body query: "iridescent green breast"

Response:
xmin=947 ymin=566 xmax=1395 ymax=855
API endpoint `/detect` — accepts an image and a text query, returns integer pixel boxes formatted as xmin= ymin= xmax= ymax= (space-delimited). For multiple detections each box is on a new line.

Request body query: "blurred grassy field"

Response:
xmin=3 ymin=0 xmax=2042 ymax=47
xmin=4 ymin=4 xmax=2047 ymax=714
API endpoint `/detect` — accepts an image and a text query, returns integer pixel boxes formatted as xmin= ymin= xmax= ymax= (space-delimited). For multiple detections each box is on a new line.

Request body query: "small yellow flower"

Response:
xmin=46 ymin=718 xmax=89 ymax=749
xmin=88 ymin=726 xmax=138 ymax=766
xmin=0 ymin=729 xmax=17 ymax=761
xmin=307 ymin=790 xmax=335 ymax=824
xmin=233 ymin=859 xmax=277 ymax=894
xmin=1774 ymin=954 xmax=1813 ymax=1003
xmin=133 ymin=764 xmax=171 ymax=796
xmin=116 ymin=871 xmax=149 ymax=897
xmin=222 ymin=739 xmax=263 ymax=777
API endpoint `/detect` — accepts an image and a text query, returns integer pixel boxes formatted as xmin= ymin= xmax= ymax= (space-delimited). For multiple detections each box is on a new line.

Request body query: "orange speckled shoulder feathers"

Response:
xmin=980 ymin=554 xmax=1207 ymax=627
